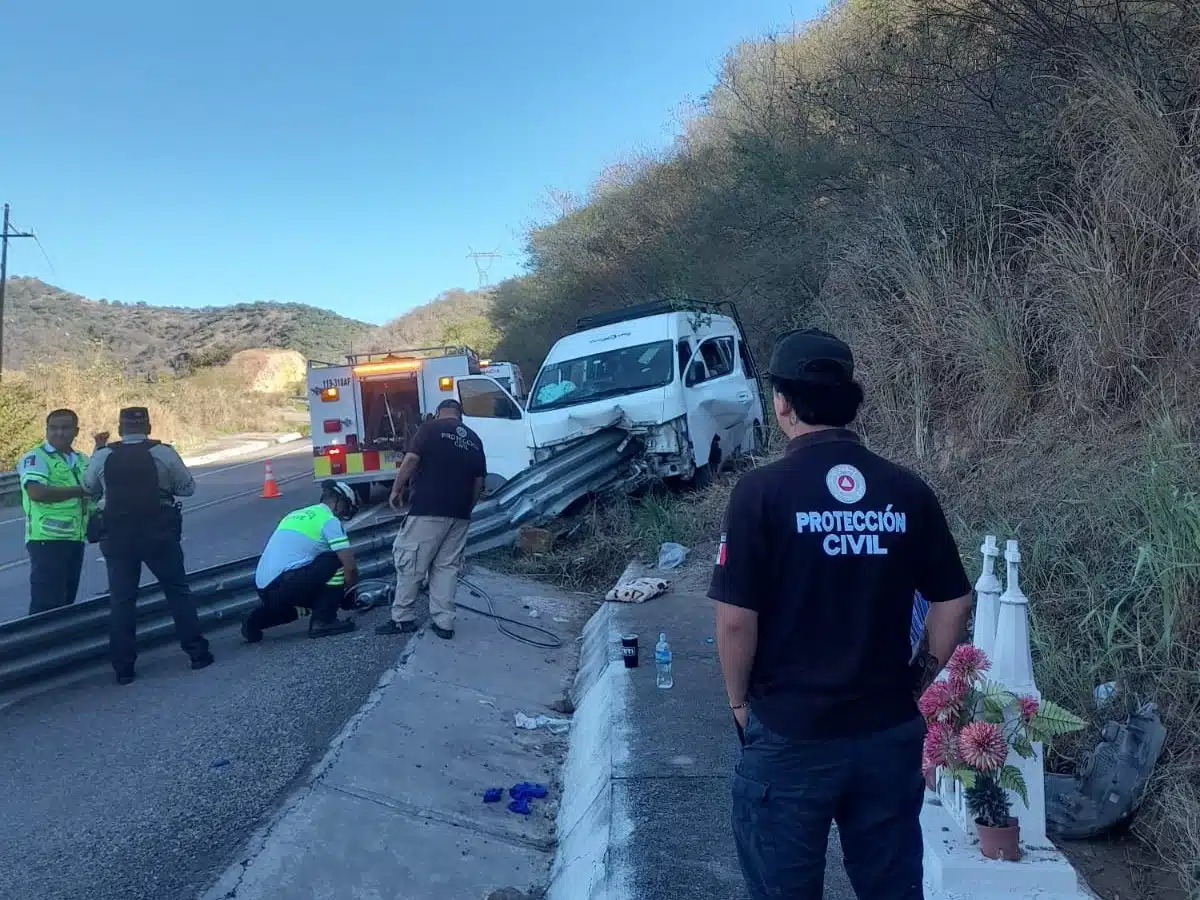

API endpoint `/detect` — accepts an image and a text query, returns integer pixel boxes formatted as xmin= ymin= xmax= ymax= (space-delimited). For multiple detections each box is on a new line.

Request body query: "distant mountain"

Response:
xmin=1 ymin=278 xmax=504 ymax=376
xmin=1 ymin=277 xmax=375 ymax=374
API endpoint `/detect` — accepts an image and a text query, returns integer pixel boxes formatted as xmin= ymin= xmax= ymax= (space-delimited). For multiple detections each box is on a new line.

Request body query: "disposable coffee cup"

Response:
xmin=621 ymin=634 xmax=639 ymax=668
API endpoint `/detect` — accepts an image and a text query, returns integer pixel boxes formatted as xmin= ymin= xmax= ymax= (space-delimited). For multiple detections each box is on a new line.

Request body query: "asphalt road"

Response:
xmin=0 ymin=441 xmax=327 ymax=623
xmin=0 ymin=602 xmax=412 ymax=900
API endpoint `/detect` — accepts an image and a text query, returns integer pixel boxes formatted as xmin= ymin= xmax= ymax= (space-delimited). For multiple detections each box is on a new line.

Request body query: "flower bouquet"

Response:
xmin=919 ymin=644 xmax=1085 ymax=860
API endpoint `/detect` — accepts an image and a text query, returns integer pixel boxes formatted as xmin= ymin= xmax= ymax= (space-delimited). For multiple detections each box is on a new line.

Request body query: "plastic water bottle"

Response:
xmin=655 ymin=633 xmax=673 ymax=689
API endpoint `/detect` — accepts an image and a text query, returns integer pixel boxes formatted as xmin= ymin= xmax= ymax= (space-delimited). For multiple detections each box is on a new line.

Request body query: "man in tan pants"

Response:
xmin=377 ymin=399 xmax=486 ymax=640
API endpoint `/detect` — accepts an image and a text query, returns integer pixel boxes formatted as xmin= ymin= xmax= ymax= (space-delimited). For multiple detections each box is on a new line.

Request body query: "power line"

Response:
xmin=0 ymin=203 xmax=36 ymax=382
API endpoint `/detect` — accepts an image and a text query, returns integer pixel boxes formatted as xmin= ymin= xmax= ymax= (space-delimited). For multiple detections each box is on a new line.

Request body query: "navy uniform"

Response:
xmin=83 ymin=407 xmax=212 ymax=685
xmin=710 ymin=329 xmax=972 ymax=900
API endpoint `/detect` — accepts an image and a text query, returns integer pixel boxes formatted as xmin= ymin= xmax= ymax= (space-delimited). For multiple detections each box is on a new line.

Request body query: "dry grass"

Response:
xmin=815 ymin=71 xmax=1200 ymax=892
xmin=0 ymin=353 xmax=295 ymax=469
xmin=490 ymin=481 xmax=732 ymax=591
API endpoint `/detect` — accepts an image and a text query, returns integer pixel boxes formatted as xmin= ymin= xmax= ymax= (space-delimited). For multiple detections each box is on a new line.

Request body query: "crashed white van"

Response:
xmin=524 ymin=301 xmax=767 ymax=483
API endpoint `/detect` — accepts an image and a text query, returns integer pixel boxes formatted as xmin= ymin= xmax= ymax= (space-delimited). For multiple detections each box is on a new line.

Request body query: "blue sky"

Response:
xmin=2 ymin=2 xmax=815 ymax=324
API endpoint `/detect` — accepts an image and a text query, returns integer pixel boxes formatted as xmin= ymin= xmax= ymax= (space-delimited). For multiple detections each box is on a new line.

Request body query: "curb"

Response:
xmin=180 ymin=432 xmax=306 ymax=468
xmin=547 ymin=602 xmax=620 ymax=900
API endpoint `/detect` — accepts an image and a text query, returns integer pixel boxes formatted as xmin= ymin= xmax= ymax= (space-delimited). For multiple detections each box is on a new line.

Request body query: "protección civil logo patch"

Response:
xmin=826 ymin=464 xmax=867 ymax=504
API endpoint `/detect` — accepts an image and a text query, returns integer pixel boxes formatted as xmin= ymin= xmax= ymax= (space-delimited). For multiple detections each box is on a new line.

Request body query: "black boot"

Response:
xmin=309 ymin=617 xmax=356 ymax=638
xmin=241 ymin=617 xmax=264 ymax=644
xmin=375 ymin=619 xmax=418 ymax=636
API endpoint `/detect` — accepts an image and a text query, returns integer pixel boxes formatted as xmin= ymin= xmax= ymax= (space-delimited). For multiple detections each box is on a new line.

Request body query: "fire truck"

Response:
xmin=307 ymin=346 xmax=533 ymax=502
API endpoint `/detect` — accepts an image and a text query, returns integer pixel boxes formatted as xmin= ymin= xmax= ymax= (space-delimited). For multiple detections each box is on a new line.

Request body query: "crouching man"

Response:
xmin=245 ymin=480 xmax=360 ymax=641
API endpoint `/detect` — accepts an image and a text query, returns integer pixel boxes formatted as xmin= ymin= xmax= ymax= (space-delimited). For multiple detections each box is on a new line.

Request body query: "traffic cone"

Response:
xmin=262 ymin=460 xmax=281 ymax=499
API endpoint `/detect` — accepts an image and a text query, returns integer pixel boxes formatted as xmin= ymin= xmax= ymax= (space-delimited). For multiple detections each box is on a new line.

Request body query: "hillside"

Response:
xmin=486 ymin=2 xmax=1200 ymax=895
xmin=365 ymin=288 xmax=498 ymax=355
xmin=1 ymin=278 xmax=499 ymax=374
xmin=1 ymin=277 xmax=374 ymax=374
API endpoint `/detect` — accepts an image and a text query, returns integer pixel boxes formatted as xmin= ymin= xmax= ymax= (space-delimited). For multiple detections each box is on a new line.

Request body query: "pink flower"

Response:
xmin=923 ymin=722 xmax=960 ymax=768
xmin=1018 ymin=696 xmax=1039 ymax=723
xmin=947 ymin=644 xmax=990 ymax=686
xmin=959 ymin=722 xmax=1008 ymax=771
xmin=918 ymin=681 xmax=962 ymax=723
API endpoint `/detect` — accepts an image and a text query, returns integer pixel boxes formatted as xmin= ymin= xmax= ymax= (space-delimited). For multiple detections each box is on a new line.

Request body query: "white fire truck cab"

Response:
xmin=307 ymin=346 xmax=533 ymax=501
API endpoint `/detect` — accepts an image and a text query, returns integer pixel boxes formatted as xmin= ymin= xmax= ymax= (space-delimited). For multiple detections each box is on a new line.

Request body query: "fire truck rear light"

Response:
xmin=327 ymin=446 xmax=344 ymax=455
xmin=439 ymin=376 xmax=454 ymax=391
xmin=320 ymin=387 xmax=339 ymax=402
xmin=323 ymin=419 xmax=342 ymax=434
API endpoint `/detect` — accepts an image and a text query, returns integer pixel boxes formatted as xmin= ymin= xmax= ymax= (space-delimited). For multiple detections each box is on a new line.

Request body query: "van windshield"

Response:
xmin=529 ymin=340 xmax=674 ymax=411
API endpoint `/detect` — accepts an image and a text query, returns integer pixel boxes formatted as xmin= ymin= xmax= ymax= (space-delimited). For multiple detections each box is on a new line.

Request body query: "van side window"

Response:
xmin=696 ymin=337 xmax=735 ymax=381
xmin=459 ymin=379 xmax=521 ymax=420
xmin=677 ymin=341 xmax=693 ymax=380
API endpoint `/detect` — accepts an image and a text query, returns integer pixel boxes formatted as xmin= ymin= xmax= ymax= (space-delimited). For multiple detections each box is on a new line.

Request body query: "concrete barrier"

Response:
xmin=548 ymin=603 xmax=619 ymax=900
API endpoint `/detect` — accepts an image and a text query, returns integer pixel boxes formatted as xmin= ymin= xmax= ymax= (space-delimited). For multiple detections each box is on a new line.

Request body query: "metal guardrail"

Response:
xmin=0 ymin=429 xmax=638 ymax=693
xmin=0 ymin=471 xmax=19 ymax=504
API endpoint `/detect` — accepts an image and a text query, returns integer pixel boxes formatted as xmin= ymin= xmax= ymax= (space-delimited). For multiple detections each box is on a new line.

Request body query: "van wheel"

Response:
xmin=692 ymin=442 xmax=720 ymax=490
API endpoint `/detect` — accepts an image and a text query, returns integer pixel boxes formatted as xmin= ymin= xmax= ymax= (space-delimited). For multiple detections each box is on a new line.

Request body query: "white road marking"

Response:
xmin=0 ymin=472 xmax=313 ymax=572
xmin=0 ymin=442 xmax=314 ymax=528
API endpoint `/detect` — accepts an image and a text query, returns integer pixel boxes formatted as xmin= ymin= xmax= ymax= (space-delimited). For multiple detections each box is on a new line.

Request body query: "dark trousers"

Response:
xmin=27 ymin=540 xmax=86 ymax=616
xmin=732 ymin=712 xmax=926 ymax=900
xmin=249 ymin=551 xmax=343 ymax=631
xmin=102 ymin=537 xmax=209 ymax=675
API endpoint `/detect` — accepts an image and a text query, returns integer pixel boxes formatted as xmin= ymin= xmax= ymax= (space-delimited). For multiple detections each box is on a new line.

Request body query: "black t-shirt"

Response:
xmin=406 ymin=418 xmax=487 ymax=520
xmin=708 ymin=429 xmax=971 ymax=741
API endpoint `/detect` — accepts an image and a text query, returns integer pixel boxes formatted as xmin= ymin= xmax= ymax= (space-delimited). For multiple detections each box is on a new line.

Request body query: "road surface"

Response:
xmin=0 ymin=435 xmax=420 ymax=900
xmin=0 ymin=595 xmax=413 ymax=900
xmin=0 ymin=440 xmax=330 ymax=623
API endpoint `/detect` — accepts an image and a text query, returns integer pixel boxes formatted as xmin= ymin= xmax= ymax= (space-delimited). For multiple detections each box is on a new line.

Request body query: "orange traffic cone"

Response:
xmin=262 ymin=460 xmax=281 ymax=499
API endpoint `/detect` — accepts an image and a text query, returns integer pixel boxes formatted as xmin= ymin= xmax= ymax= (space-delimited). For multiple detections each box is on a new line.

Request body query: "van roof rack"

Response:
xmin=575 ymin=299 xmax=728 ymax=332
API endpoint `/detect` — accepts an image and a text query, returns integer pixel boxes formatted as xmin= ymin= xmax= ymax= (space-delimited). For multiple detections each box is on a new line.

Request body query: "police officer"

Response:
xmin=245 ymin=480 xmax=360 ymax=641
xmin=83 ymin=407 xmax=212 ymax=685
xmin=710 ymin=328 xmax=973 ymax=900
xmin=18 ymin=409 xmax=105 ymax=615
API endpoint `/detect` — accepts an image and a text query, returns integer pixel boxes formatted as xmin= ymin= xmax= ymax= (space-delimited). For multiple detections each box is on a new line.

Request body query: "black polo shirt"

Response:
xmin=407 ymin=418 xmax=487 ymax=521
xmin=708 ymin=429 xmax=971 ymax=741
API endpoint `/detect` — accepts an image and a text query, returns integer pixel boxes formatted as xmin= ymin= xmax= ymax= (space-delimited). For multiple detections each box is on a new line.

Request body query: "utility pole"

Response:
xmin=1 ymin=204 xmax=35 ymax=382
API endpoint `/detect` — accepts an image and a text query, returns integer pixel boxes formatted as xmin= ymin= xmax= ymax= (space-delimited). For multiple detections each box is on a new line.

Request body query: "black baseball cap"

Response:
xmin=118 ymin=406 xmax=151 ymax=429
xmin=765 ymin=328 xmax=854 ymax=385
xmin=436 ymin=399 xmax=463 ymax=415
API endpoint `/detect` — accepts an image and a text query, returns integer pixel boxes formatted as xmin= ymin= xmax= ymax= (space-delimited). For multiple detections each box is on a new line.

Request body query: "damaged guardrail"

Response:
xmin=0 ymin=429 xmax=637 ymax=693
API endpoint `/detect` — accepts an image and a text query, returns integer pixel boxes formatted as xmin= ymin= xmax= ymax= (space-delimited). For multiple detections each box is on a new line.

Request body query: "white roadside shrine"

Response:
xmin=921 ymin=536 xmax=1094 ymax=900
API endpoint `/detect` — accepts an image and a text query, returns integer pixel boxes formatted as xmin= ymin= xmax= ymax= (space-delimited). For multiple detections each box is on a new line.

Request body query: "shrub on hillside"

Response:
xmin=0 ymin=354 xmax=294 ymax=469
xmin=0 ymin=378 xmax=49 ymax=471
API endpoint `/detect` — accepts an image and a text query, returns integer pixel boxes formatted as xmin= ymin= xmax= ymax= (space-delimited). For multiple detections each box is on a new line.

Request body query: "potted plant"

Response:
xmin=919 ymin=644 xmax=1085 ymax=861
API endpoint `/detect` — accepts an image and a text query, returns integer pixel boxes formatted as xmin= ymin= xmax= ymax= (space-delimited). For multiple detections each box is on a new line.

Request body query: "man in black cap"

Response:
xmin=84 ymin=407 xmax=212 ymax=684
xmin=377 ymin=399 xmax=486 ymax=640
xmin=710 ymin=328 xmax=973 ymax=900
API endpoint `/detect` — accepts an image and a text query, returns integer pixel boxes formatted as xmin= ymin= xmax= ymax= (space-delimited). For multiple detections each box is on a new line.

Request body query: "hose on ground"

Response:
xmin=343 ymin=575 xmax=563 ymax=650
